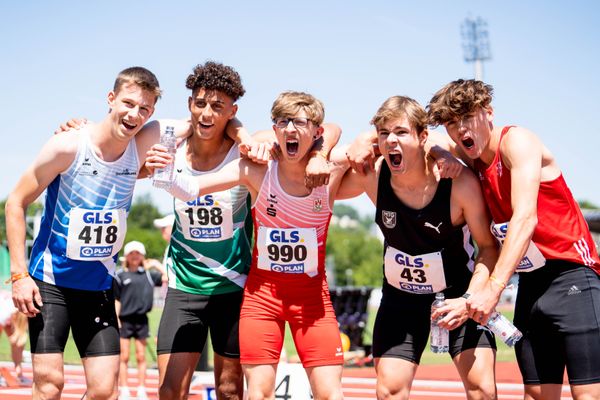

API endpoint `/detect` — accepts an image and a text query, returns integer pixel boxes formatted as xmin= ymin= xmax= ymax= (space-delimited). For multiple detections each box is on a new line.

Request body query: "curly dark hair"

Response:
xmin=427 ymin=79 xmax=493 ymax=127
xmin=185 ymin=61 xmax=245 ymax=101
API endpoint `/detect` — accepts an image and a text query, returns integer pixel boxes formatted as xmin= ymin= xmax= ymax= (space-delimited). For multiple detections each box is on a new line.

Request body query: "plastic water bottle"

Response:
xmin=486 ymin=311 xmax=523 ymax=347
xmin=430 ymin=292 xmax=449 ymax=353
xmin=153 ymin=126 xmax=176 ymax=189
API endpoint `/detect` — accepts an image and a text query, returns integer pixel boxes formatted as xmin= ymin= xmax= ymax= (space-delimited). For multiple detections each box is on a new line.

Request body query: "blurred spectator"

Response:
xmin=113 ymin=241 xmax=166 ymax=400
xmin=0 ymin=291 xmax=31 ymax=386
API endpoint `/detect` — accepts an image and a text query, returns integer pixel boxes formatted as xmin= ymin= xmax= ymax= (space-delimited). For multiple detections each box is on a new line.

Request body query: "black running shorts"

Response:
xmin=514 ymin=261 xmax=600 ymax=385
xmin=373 ymin=290 xmax=495 ymax=363
xmin=157 ymin=288 xmax=242 ymax=358
xmin=29 ymin=278 xmax=120 ymax=357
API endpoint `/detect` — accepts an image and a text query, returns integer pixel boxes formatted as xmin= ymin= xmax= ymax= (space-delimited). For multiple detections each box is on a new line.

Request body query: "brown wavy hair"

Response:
xmin=185 ymin=61 xmax=245 ymax=101
xmin=427 ymin=79 xmax=493 ymax=127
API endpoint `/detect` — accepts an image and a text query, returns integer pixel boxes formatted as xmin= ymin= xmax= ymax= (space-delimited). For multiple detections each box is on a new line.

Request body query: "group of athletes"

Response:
xmin=4 ymin=61 xmax=600 ymax=400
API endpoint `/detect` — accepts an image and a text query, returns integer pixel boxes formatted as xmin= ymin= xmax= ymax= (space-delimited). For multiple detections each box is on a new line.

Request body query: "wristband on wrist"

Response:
xmin=461 ymin=292 xmax=471 ymax=299
xmin=489 ymin=275 xmax=507 ymax=289
xmin=5 ymin=272 xmax=29 ymax=284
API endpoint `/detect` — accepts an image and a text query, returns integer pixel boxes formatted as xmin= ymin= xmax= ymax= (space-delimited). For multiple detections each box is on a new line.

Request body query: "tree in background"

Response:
xmin=579 ymin=200 xmax=599 ymax=210
xmin=124 ymin=194 xmax=167 ymax=260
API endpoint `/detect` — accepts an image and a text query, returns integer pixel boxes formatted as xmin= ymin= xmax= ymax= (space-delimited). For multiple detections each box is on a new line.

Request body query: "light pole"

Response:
xmin=461 ymin=17 xmax=491 ymax=80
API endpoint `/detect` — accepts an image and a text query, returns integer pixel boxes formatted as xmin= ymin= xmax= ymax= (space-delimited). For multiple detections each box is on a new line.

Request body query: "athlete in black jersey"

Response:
xmin=337 ymin=96 xmax=500 ymax=400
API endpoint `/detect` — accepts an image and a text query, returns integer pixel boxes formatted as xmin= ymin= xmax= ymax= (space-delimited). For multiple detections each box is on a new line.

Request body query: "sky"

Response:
xmin=2 ymin=1 xmax=599 ymax=217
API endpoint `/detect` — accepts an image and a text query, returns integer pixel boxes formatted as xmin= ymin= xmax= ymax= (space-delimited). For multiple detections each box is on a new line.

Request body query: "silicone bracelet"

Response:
xmin=5 ymin=271 xmax=29 ymax=285
xmin=489 ymin=275 xmax=507 ymax=289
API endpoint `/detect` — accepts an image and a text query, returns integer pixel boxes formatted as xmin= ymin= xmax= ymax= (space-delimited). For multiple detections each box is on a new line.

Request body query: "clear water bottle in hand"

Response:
xmin=430 ymin=292 xmax=449 ymax=353
xmin=153 ymin=126 xmax=176 ymax=189
xmin=486 ymin=311 xmax=523 ymax=347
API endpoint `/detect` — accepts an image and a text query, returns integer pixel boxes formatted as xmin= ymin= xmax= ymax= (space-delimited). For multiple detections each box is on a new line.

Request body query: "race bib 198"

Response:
xmin=491 ymin=221 xmax=546 ymax=272
xmin=66 ymin=208 xmax=127 ymax=260
xmin=176 ymin=192 xmax=233 ymax=242
xmin=257 ymin=227 xmax=318 ymax=276
xmin=384 ymin=246 xmax=447 ymax=294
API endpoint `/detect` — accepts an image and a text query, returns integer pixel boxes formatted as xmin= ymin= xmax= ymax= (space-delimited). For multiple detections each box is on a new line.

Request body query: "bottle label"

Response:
xmin=176 ymin=191 xmax=234 ymax=242
xmin=491 ymin=221 xmax=546 ymax=272
xmin=488 ymin=313 xmax=519 ymax=340
xmin=430 ymin=325 xmax=449 ymax=348
xmin=256 ymin=227 xmax=319 ymax=276
xmin=384 ymin=246 xmax=446 ymax=294
xmin=66 ymin=208 xmax=127 ymax=260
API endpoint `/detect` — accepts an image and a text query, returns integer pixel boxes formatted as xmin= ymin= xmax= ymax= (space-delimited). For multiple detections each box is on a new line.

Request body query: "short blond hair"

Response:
xmin=427 ymin=79 xmax=493 ymax=126
xmin=371 ymin=96 xmax=427 ymax=133
xmin=113 ymin=66 xmax=162 ymax=103
xmin=271 ymin=91 xmax=325 ymax=126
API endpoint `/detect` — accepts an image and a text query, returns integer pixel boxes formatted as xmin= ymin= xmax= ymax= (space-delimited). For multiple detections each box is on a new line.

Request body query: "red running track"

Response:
xmin=0 ymin=361 xmax=574 ymax=399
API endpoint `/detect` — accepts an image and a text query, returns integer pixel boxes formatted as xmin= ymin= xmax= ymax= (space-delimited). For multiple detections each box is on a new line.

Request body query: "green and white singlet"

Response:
xmin=167 ymin=140 xmax=251 ymax=295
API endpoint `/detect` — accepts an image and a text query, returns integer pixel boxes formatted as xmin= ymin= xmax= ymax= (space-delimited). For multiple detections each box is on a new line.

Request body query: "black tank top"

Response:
xmin=375 ymin=161 xmax=474 ymax=301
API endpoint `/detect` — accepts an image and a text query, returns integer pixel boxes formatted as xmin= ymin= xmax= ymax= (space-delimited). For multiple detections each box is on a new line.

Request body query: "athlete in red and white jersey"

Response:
xmin=476 ymin=125 xmax=599 ymax=272
xmin=147 ymin=91 xmax=351 ymax=399
xmin=428 ymin=79 xmax=600 ymax=400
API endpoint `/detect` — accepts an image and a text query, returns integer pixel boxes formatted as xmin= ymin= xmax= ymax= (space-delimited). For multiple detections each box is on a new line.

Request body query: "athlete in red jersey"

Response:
xmin=428 ymin=79 xmax=600 ymax=400
xmin=148 ymin=91 xmax=351 ymax=399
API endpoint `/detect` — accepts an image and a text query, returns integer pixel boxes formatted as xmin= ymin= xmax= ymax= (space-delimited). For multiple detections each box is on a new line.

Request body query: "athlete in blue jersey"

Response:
xmin=5 ymin=67 xmax=162 ymax=400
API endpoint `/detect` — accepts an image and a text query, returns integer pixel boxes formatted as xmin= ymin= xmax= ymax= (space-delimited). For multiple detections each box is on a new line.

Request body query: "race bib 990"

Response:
xmin=176 ymin=192 xmax=233 ymax=242
xmin=257 ymin=227 xmax=318 ymax=276
xmin=491 ymin=221 xmax=546 ymax=272
xmin=66 ymin=208 xmax=127 ymax=260
xmin=384 ymin=246 xmax=447 ymax=294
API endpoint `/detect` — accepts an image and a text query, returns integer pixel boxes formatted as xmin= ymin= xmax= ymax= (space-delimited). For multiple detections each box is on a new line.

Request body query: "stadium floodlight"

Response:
xmin=461 ymin=17 xmax=492 ymax=80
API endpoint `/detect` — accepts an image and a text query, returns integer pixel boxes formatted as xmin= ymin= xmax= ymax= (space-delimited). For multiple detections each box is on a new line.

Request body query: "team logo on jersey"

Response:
xmin=313 ymin=198 xmax=323 ymax=212
xmin=382 ymin=210 xmax=396 ymax=228
xmin=267 ymin=193 xmax=278 ymax=217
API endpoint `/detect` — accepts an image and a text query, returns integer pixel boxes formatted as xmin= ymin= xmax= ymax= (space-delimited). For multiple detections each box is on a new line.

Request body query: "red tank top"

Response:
xmin=474 ymin=126 xmax=599 ymax=273
xmin=250 ymin=161 xmax=332 ymax=286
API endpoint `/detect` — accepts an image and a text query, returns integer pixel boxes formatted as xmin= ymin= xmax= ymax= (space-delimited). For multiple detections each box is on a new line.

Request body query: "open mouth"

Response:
xmin=199 ymin=122 xmax=214 ymax=129
xmin=389 ymin=152 xmax=403 ymax=168
xmin=286 ymin=138 xmax=299 ymax=156
xmin=462 ymin=137 xmax=475 ymax=149
xmin=122 ymin=120 xmax=137 ymax=130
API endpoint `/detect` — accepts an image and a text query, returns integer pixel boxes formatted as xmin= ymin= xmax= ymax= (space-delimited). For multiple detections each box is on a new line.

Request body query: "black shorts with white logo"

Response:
xmin=119 ymin=314 xmax=150 ymax=339
xmin=514 ymin=261 xmax=600 ymax=385
xmin=157 ymin=288 xmax=242 ymax=358
xmin=29 ymin=278 xmax=120 ymax=357
xmin=372 ymin=289 xmax=495 ymax=363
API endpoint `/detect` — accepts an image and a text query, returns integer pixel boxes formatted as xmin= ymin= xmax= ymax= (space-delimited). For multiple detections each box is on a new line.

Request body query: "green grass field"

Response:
xmin=0 ymin=307 xmax=517 ymax=368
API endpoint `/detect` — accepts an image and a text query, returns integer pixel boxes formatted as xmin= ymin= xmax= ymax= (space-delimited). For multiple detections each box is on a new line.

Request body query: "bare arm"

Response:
xmin=136 ymin=119 xmax=192 ymax=178
xmin=335 ymin=152 xmax=380 ymax=203
xmin=6 ymin=133 xmax=78 ymax=317
xmin=466 ymin=128 xmax=542 ymax=322
xmin=305 ymin=123 xmax=343 ymax=188
xmin=433 ymin=168 xmax=499 ymax=328
xmin=346 ymin=130 xmax=378 ymax=174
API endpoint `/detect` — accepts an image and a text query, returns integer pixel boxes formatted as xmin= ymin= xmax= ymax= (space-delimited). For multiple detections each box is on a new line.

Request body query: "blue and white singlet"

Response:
xmin=28 ymin=130 xmax=139 ymax=291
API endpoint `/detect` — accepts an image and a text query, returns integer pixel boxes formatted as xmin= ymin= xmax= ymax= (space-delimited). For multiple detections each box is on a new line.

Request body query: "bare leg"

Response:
xmin=453 ymin=347 xmax=497 ymax=400
xmin=213 ymin=353 xmax=243 ymax=399
xmin=158 ymin=352 xmax=200 ymax=400
xmin=305 ymin=364 xmax=343 ymax=400
xmin=374 ymin=357 xmax=418 ymax=400
xmin=243 ymin=363 xmax=277 ymax=400
xmin=32 ymin=353 xmax=65 ymax=400
xmin=81 ymin=354 xmax=120 ymax=399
